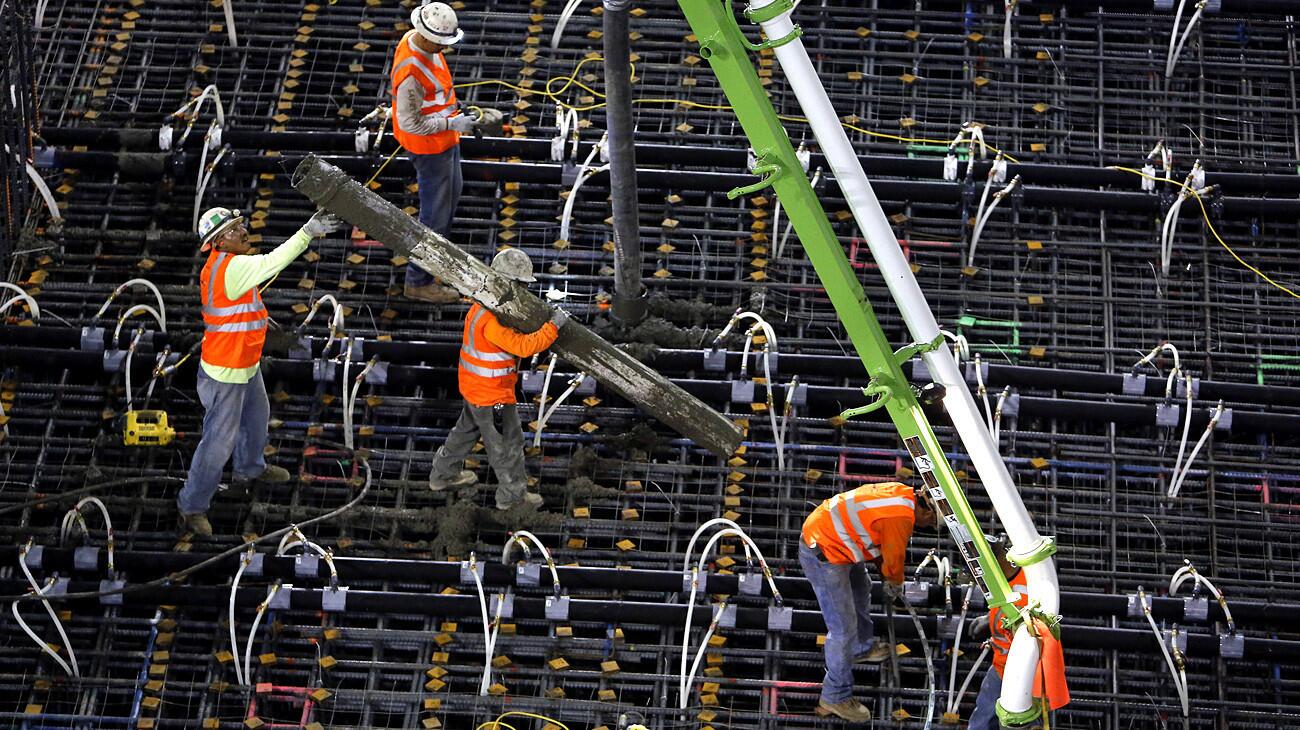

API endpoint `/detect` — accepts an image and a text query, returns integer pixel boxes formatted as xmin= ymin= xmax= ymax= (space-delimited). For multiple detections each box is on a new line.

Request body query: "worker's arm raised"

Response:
xmin=222 ymin=230 xmax=311 ymax=300
xmin=482 ymin=314 xmax=559 ymax=358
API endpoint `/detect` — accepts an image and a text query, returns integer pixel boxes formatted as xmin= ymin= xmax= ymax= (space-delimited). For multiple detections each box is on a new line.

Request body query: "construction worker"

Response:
xmin=391 ymin=1 xmax=490 ymax=304
xmin=177 ymin=207 xmax=343 ymax=537
xmin=968 ymin=539 xmax=1069 ymax=728
xmin=800 ymin=481 xmax=932 ymax=723
xmin=429 ymin=249 xmax=568 ymax=510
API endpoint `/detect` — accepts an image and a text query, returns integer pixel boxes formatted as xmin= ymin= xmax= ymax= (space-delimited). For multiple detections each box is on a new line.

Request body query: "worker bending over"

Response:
xmin=429 ymin=249 xmax=569 ymax=510
xmin=801 ymin=482 xmax=932 ymax=722
xmin=178 ymin=207 xmax=342 ymax=537
xmin=390 ymin=1 xmax=499 ymax=304
xmin=968 ymin=538 xmax=1069 ymax=727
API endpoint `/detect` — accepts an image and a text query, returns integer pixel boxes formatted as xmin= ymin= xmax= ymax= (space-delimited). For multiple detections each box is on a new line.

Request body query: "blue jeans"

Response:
xmin=407 ymin=145 xmax=464 ymax=287
xmin=968 ymin=668 xmax=1003 ymax=730
xmin=798 ymin=542 xmax=875 ymax=703
xmin=177 ymin=367 xmax=269 ymax=514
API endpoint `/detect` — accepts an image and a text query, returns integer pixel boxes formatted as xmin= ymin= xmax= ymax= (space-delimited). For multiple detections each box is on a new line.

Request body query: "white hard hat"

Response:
xmin=411 ymin=2 xmax=464 ymax=46
xmin=492 ymin=248 xmax=536 ymax=283
xmin=198 ymin=206 xmax=244 ymax=251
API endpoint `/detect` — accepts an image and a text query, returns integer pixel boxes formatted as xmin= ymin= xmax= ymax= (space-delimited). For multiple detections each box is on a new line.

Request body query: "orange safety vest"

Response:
xmin=801 ymin=482 xmax=916 ymax=564
xmin=989 ymin=569 xmax=1030 ymax=678
xmin=390 ymin=31 xmax=460 ymax=156
xmin=199 ymin=249 xmax=268 ymax=369
xmin=459 ymin=303 xmax=522 ymax=407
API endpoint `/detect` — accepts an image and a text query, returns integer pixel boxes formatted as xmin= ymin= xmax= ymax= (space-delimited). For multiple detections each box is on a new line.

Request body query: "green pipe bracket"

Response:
xmin=837 ymin=380 xmax=894 ymax=421
xmin=996 ymin=698 xmax=1043 ymax=728
xmin=1007 ymin=535 xmax=1057 ymax=568
xmin=727 ymin=159 xmax=782 ymax=199
xmin=893 ymin=333 xmax=946 ymax=368
xmin=725 ymin=0 xmax=804 ymax=50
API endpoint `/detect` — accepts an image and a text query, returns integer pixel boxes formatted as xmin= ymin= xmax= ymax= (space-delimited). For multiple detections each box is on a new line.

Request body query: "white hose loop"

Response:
xmin=939 ymin=330 xmax=969 ymax=367
xmin=228 ymin=546 xmax=256 ymax=685
xmin=173 ymin=85 xmax=227 ymax=149
xmin=12 ymin=583 xmax=77 ymax=677
xmin=681 ymin=599 xmax=728 ymax=708
xmin=1165 ymin=0 xmax=1189 ymax=78
xmin=945 ymin=585 xmax=976 ymax=714
xmin=534 ymin=372 xmax=586 ymax=447
xmin=1138 ymin=587 xmax=1190 ymax=717
xmin=1167 ymin=0 xmax=1208 ymax=79
xmin=275 ymin=527 xmax=339 ymax=587
xmin=1170 ymin=562 xmax=1235 ymax=631
xmin=1168 ymin=400 xmax=1224 ymax=498
xmin=558 ymin=164 xmax=610 ymax=243
xmin=245 ymin=582 xmax=281 ymax=683
xmin=0 ymin=283 xmax=41 ymax=322
xmin=967 ymin=174 xmax=1019 ymax=270
xmin=503 ymin=531 xmax=562 ymax=592
xmin=302 ymin=295 xmax=346 ymax=357
xmin=95 ymin=279 xmax=166 ymax=331
xmin=25 ymin=162 xmax=64 ymax=225
xmin=992 ymin=385 xmax=1011 ymax=444
xmin=533 ymin=355 xmax=560 ymax=448
xmin=679 ymin=526 xmax=781 ymax=705
xmin=466 ymin=553 xmax=495 ymax=695
xmin=951 ymin=644 xmax=991 ymax=714
xmin=192 ymin=134 xmax=229 ymax=231
xmin=16 ymin=543 xmax=80 ymax=677
xmin=550 ymin=0 xmax=587 ymax=49
xmin=122 ymin=329 xmax=147 ymax=413
xmin=1168 ymin=373 xmax=1194 ymax=495
xmin=0 ymin=295 xmax=40 ymax=323
xmin=113 ymin=304 xmax=166 ymax=345
xmin=1133 ymin=343 xmax=1182 ymax=397
xmin=59 ymin=497 xmax=116 ymax=574
xmin=344 ymin=356 xmax=378 ymax=451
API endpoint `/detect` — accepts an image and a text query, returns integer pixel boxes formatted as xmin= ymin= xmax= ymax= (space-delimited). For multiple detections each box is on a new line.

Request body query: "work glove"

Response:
xmin=550 ymin=306 xmax=570 ymax=329
xmin=449 ymin=113 xmax=477 ymax=134
xmin=881 ymin=581 xmax=904 ymax=603
xmin=967 ymin=615 xmax=991 ymax=641
xmin=302 ymin=210 xmax=344 ymax=238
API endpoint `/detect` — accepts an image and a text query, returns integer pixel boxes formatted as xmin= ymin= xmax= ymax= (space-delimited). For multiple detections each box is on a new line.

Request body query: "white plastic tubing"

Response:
xmin=746 ymin=0 xmax=1059 ymax=717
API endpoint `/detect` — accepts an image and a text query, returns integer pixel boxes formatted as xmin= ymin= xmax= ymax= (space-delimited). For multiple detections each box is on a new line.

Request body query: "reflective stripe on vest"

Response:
xmin=390 ymin=32 xmax=459 ymax=155
xmin=199 ymin=249 xmax=268 ymax=369
xmin=990 ymin=571 xmax=1031 ymax=676
xmin=458 ymin=306 xmax=516 ymax=378
xmin=803 ymin=483 xmax=914 ymax=563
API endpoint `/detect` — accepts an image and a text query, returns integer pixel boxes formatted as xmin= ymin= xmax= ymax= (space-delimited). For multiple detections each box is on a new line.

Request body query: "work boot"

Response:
xmin=404 ymin=282 xmax=460 ymax=304
xmin=254 ymin=465 xmax=292 ymax=483
xmin=855 ymin=644 xmax=894 ymax=663
xmin=430 ymin=470 xmax=479 ymax=492
xmin=179 ymin=512 xmax=214 ymax=538
xmin=815 ymin=698 xmax=872 ymax=722
xmin=496 ymin=492 xmax=544 ymax=511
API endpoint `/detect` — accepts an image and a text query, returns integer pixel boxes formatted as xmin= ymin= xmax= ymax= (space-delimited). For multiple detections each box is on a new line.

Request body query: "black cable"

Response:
xmin=0 ymin=455 xmax=372 ymax=604
xmin=0 ymin=474 xmax=185 ymax=518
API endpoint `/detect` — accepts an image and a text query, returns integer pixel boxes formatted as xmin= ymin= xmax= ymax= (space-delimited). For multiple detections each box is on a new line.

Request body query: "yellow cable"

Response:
xmin=476 ymin=711 xmax=569 ymax=730
xmin=1110 ymin=166 xmax=1300 ymax=300
xmin=455 ymin=57 xmax=1017 ymax=160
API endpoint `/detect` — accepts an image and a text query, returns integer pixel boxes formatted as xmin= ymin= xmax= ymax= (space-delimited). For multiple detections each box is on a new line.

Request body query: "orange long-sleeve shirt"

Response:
xmin=481 ymin=311 xmax=557 ymax=358
xmin=458 ymin=304 xmax=558 ymax=407
xmin=872 ymin=516 xmax=915 ymax=585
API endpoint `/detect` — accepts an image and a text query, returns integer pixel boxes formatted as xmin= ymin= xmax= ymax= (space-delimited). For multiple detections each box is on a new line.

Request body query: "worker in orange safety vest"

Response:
xmin=800 ymin=482 xmax=934 ymax=722
xmin=390 ymin=2 xmax=500 ymax=304
xmin=428 ymin=249 xmax=569 ymax=510
xmin=968 ymin=537 xmax=1070 ymax=728
xmin=178 ymin=206 xmax=343 ymax=537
